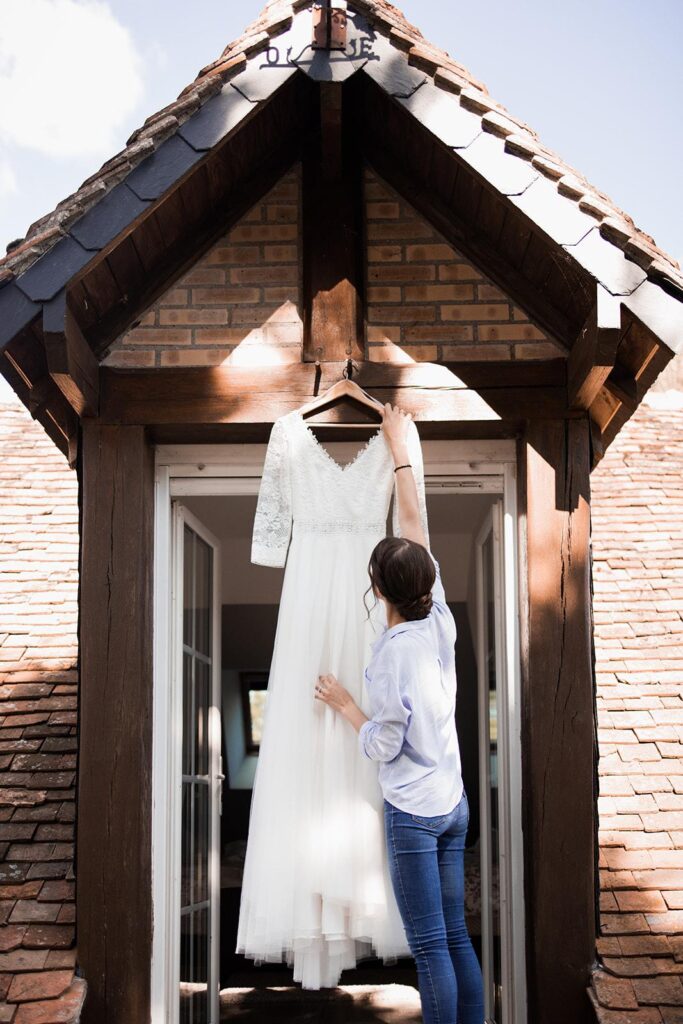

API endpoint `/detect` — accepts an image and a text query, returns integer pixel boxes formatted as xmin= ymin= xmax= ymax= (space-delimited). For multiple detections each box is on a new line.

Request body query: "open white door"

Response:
xmin=171 ymin=503 xmax=222 ymax=1024
xmin=475 ymin=500 xmax=514 ymax=1024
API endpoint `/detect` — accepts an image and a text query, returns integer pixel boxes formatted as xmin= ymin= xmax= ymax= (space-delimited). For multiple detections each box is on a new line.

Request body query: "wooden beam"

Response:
xmin=43 ymin=291 xmax=99 ymax=416
xmin=1 ymin=324 xmax=80 ymax=465
xmin=568 ymin=286 xmax=623 ymax=409
xmin=302 ymin=81 xmax=364 ymax=363
xmin=78 ymin=422 xmax=154 ymax=1024
xmin=98 ymin=361 xmax=576 ymax=428
xmin=520 ymin=417 xmax=597 ymax=1024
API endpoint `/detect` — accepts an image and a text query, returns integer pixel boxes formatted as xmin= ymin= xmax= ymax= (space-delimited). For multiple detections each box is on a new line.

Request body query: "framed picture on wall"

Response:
xmin=239 ymin=671 xmax=269 ymax=754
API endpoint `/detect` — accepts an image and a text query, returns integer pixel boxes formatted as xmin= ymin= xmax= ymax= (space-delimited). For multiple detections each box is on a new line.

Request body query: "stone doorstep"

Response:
xmin=219 ymin=983 xmax=422 ymax=1022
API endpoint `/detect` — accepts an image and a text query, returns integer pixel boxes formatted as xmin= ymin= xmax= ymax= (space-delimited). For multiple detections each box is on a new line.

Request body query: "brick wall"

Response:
xmin=0 ymin=398 xmax=85 ymax=1021
xmin=102 ymin=166 xmax=303 ymax=368
xmin=103 ymin=163 xmax=565 ymax=369
xmin=589 ymin=400 xmax=683 ymax=1022
xmin=364 ymin=167 xmax=563 ymax=363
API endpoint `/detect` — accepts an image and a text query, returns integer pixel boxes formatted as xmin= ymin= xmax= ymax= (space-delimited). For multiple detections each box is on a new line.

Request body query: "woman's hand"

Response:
xmin=381 ymin=403 xmax=412 ymax=462
xmin=315 ymin=673 xmax=354 ymax=714
xmin=315 ymin=674 xmax=370 ymax=734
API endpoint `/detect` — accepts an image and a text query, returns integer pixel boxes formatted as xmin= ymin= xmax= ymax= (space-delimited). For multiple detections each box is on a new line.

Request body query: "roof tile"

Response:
xmin=1 ymin=0 xmax=681 ymax=299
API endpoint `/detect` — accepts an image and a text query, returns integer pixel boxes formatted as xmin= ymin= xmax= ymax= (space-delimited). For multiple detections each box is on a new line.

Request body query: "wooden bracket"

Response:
xmin=567 ymin=285 xmax=622 ymax=409
xmin=42 ymin=290 xmax=99 ymax=417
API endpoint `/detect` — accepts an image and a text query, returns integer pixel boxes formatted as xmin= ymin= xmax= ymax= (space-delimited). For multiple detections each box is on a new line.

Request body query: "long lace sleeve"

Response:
xmin=251 ymin=417 xmax=293 ymax=568
xmin=391 ymin=418 xmax=430 ymax=549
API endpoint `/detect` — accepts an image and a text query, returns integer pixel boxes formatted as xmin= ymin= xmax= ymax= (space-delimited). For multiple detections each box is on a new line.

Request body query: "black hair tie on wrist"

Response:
xmin=394 ymin=464 xmax=412 ymax=473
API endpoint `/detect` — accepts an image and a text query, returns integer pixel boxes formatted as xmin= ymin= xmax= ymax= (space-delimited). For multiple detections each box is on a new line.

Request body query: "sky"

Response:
xmin=0 ymin=0 xmax=680 ymax=283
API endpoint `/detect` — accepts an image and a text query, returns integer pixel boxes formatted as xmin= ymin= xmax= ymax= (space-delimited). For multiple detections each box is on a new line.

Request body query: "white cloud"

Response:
xmin=0 ymin=156 xmax=18 ymax=199
xmin=0 ymin=0 xmax=145 ymax=159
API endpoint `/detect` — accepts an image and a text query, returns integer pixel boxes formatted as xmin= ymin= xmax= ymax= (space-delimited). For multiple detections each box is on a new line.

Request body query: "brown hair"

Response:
xmin=363 ymin=536 xmax=436 ymax=622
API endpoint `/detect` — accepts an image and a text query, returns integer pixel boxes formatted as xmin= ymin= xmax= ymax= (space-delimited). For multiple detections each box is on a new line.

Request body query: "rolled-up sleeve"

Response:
xmin=358 ymin=659 xmax=411 ymax=762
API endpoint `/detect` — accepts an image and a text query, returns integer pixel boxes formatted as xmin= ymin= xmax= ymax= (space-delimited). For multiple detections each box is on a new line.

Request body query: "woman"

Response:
xmin=314 ymin=402 xmax=485 ymax=1024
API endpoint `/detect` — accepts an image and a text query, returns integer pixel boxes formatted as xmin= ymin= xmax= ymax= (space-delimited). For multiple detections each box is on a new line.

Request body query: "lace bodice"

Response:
xmin=251 ymin=410 xmax=430 ymax=567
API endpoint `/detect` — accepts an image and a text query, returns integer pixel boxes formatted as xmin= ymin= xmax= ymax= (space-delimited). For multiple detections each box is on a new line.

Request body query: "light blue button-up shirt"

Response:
xmin=358 ymin=552 xmax=464 ymax=816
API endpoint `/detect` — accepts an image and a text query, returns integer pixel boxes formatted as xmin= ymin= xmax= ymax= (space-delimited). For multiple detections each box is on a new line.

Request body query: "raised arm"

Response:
xmin=382 ymin=403 xmax=428 ymax=549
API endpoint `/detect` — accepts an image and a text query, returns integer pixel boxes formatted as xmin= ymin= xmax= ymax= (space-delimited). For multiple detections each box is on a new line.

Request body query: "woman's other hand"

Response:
xmin=316 ymin=674 xmax=371 ymax=734
xmin=381 ymin=403 xmax=412 ymax=462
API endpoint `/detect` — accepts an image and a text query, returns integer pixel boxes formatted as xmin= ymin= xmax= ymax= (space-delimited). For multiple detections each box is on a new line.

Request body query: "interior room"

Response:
xmin=182 ymin=472 xmax=500 ymax=994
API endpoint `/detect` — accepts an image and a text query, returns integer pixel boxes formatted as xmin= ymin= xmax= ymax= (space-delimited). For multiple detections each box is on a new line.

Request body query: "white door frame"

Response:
xmin=476 ymin=501 xmax=515 ymax=1024
xmin=152 ymin=487 xmax=222 ymax=1024
xmin=150 ymin=439 xmax=527 ymax=1023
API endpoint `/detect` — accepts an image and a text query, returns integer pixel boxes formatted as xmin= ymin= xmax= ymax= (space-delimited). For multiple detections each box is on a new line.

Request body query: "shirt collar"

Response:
xmin=370 ymin=617 xmax=426 ymax=651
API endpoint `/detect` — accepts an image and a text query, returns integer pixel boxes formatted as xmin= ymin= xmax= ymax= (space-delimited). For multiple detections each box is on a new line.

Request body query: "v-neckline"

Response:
xmin=294 ymin=410 xmax=385 ymax=474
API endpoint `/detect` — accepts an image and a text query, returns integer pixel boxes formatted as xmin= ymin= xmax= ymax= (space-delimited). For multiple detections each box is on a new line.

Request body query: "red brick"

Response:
xmin=404 ymin=326 xmax=474 ymax=343
xmin=206 ymin=245 xmax=260 ymax=265
xmin=191 ymin=288 xmax=261 ymax=306
xmin=264 ymin=245 xmax=297 ymax=262
xmin=159 ymin=309 xmax=228 ymax=326
xmin=441 ymin=344 xmax=511 ymax=360
xmin=266 ymin=204 xmax=298 ymax=223
xmin=126 ymin=328 xmax=192 ymax=346
xmin=438 ymin=263 xmax=484 ymax=282
xmin=514 ymin=342 xmax=565 ymax=359
xmin=367 ymin=201 xmax=400 ymax=219
xmin=227 ymin=224 xmax=297 ymax=242
xmin=102 ymin=349 xmax=156 ymax=367
xmin=368 ymin=245 xmax=401 ymax=263
xmin=405 ymin=284 xmax=474 ymax=302
xmin=157 ymin=287 xmax=189 ymax=306
xmin=441 ymin=302 xmax=508 ymax=320
xmin=178 ymin=268 xmax=224 ymax=286
xmin=229 ymin=266 xmax=298 ymax=285
xmin=479 ymin=323 xmax=547 ymax=342
xmin=366 ymin=220 xmax=436 ymax=241
xmin=367 ymin=305 xmax=436 ymax=324
xmin=367 ymin=287 xmax=401 ymax=303
xmin=263 ymin=286 xmax=297 ymax=303
xmin=405 ymin=244 xmax=454 ymax=262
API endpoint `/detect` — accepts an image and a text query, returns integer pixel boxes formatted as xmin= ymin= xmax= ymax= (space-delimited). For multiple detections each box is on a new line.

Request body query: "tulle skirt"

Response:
xmin=235 ymin=523 xmax=411 ymax=988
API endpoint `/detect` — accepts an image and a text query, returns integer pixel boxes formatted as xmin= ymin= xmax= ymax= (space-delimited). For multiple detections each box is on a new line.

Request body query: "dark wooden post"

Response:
xmin=519 ymin=417 xmax=598 ymax=1024
xmin=302 ymin=81 xmax=365 ymax=363
xmin=76 ymin=422 xmax=154 ymax=1024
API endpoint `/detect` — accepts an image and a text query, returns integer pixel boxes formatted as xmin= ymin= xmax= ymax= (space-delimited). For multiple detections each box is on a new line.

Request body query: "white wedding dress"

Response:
xmin=235 ymin=409 xmax=430 ymax=989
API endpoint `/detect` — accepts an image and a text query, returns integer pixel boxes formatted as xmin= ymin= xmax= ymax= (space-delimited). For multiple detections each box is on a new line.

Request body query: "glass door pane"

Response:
xmin=476 ymin=504 xmax=504 ymax=1023
xmin=175 ymin=510 xmax=221 ymax=1024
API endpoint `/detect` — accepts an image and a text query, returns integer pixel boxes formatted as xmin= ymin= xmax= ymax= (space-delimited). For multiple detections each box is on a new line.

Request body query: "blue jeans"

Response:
xmin=384 ymin=790 xmax=484 ymax=1024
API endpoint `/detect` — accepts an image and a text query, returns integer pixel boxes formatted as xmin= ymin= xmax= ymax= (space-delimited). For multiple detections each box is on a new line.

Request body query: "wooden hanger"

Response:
xmin=296 ymin=359 xmax=384 ymax=428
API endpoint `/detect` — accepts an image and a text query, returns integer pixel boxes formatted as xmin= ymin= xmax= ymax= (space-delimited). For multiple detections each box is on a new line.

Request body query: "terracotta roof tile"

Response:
xmin=0 ymin=397 xmax=83 ymax=1023
xmin=589 ymin=398 xmax=683 ymax=1022
xmin=1 ymin=0 xmax=681 ymax=302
